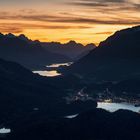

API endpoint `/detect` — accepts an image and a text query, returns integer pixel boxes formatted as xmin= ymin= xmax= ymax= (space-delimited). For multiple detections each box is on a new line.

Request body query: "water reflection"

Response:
xmin=33 ymin=70 xmax=61 ymax=77
xmin=0 ymin=128 xmax=11 ymax=134
xmin=97 ymin=102 xmax=140 ymax=113
xmin=65 ymin=114 xmax=78 ymax=119
xmin=33 ymin=62 xmax=72 ymax=77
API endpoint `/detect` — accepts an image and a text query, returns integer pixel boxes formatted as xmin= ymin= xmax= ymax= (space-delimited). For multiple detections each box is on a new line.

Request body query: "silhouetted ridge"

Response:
xmin=97 ymin=25 xmax=140 ymax=58
xmin=41 ymin=40 xmax=96 ymax=60
xmin=0 ymin=33 xmax=70 ymax=70
xmin=18 ymin=34 xmax=32 ymax=42
xmin=65 ymin=25 xmax=140 ymax=81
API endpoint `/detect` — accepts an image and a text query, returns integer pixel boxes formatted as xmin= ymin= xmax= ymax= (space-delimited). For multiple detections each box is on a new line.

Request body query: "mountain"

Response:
xmin=0 ymin=33 xmax=70 ymax=70
xmin=41 ymin=41 xmax=96 ymax=60
xmin=64 ymin=25 xmax=140 ymax=81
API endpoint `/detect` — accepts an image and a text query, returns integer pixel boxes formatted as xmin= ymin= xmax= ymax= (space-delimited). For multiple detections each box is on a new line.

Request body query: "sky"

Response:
xmin=0 ymin=0 xmax=140 ymax=45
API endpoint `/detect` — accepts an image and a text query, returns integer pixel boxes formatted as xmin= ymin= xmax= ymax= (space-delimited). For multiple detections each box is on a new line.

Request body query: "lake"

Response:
xmin=97 ymin=102 xmax=140 ymax=113
xmin=33 ymin=70 xmax=61 ymax=77
xmin=0 ymin=128 xmax=11 ymax=134
xmin=47 ymin=62 xmax=73 ymax=68
xmin=33 ymin=62 xmax=72 ymax=77
xmin=0 ymin=128 xmax=11 ymax=137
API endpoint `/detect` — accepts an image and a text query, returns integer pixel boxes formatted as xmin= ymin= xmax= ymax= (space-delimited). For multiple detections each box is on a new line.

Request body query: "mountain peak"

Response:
xmin=5 ymin=33 xmax=16 ymax=38
xmin=85 ymin=43 xmax=96 ymax=48
xmin=67 ymin=40 xmax=77 ymax=45
xmin=132 ymin=25 xmax=140 ymax=32
xmin=0 ymin=33 xmax=4 ymax=37
xmin=18 ymin=34 xmax=31 ymax=42
xmin=66 ymin=40 xmax=84 ymax=47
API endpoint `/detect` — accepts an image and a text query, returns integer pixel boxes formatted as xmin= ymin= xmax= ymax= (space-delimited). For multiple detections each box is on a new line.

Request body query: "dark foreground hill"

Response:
xmin=9 ymin=108 xmax=140 ymax=140
xmin=0 ymin=58 xmax=63 ymax=120
xmin=64 ymin=25 xmax=140 ymax=81
xmin=0 ymin=58 xmax=97 ymax=133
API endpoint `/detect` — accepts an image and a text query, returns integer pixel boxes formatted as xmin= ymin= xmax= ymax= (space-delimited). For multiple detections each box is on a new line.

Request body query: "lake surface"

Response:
xmin=46 ymin=62 xmax=73 ymax=68
xmin=65 ymin=114 xmax=79 ymax=119
xmin=33 ymin=62 xmax=72 ymax=77
xmin=0 ymin=128 xmax=11 ymax=134
xmin=33 ymin=70 xmax=61 ymax=77
xmin=97 ymin=102 xmax=140 ymax=113
xmin=65 ymin=102 xmax=140 ymax=119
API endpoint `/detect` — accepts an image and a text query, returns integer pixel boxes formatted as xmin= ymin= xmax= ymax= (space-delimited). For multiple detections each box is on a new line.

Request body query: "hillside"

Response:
xmin=9 ymin=109 xmax=140 ymax=140
xmin=64 ymin=26 xmax=140 ymax=81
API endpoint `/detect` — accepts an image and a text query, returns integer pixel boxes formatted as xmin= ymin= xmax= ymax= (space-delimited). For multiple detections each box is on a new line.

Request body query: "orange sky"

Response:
xmin=0 ymin=0 xmax=140 ymax=45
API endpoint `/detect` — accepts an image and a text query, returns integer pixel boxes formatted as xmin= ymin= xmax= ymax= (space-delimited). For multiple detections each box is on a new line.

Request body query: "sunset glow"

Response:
xmin=0 ymin=0 xmax=140 ymax=45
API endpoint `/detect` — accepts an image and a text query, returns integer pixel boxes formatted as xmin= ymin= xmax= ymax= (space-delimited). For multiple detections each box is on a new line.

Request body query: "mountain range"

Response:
xmin=0 ymin=33 xmax=71 ymax=70
xmin=0 ymin=33 xmax=95 ymax=70
xmin=41 ymin=41 xmax=96 ymax=60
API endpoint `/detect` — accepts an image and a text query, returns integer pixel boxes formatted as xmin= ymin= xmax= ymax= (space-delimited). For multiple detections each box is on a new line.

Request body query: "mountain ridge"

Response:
xmin=63 ymin=25 xmax=140 ymax=81
xmin=0 ymin=33 xmax=96 ymax=69
xmin=41 ymin=40 xmax=96 ymax=60
xmin=0 ymin=33 xmax=70 ymax=70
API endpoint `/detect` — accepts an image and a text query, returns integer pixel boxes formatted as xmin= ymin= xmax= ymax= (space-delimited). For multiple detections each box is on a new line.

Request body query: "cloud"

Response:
xmin=69 ymin=0 xmax=140 ymax=12
xmin=0 ymin=25 xmax=23 ymax=33
xmin=68 ymin=0 xmax=125 ymax=7
xmin=0 ymin=10 xmax=140 ymax=26
xmin=95 ymin=31 xmax=113 ymax=35
xmin=61 ymin=0 xmax=140 ymax=26
xmin=50 ymin=17 xmax=140 ymax=25
xmin=0 ymin=1 xmax=140 ymax=24
xmin=0 ymin=22 xmax=91 ymax=34
xmin=0 ymin=0 xmax=140 ymax=29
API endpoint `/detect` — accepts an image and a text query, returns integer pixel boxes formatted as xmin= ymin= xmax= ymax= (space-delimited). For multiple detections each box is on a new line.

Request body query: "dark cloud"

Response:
xmin=0 ymin=12 xmax=140 ymax=25
xmin=48 ymin=17 xmax=140 ymax=25
xmin=70 ymin=2 xmax=107 ymax=7
xmin=95 ymin=31 xmax=113 ymax=35
xmin=0 ymin=0 xmax=140 ymax=28
xmin=63 ymin=0 xmax=140 ymax=26
xmin=0 ymin=22 xmax=91 ymax=34
xmin=69 ymin=0 xmax=140 ymax=12
xmin=81 ymin=0 xmax=125 ymax=2
xmin=0 ymin=25 xmax=23 ymax=33
xmin=19 ymin=9 xmax=38 ymax=14
xmin=68 ymin=0 xmax=125 ymax=7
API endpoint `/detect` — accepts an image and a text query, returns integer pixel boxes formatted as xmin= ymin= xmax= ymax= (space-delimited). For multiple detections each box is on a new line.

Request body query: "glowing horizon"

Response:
xmin=0 ymin=0 xmax=140 ymax=45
